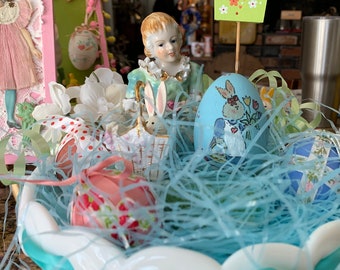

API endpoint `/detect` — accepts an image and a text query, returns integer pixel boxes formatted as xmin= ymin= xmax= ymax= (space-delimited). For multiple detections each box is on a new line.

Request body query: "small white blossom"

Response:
xmin=219 ymin=5 xmax=228 ymax=14
xmin=72 ymin=68 xmax=127 ymax=122
xmin=248 ymin=0 xmax=258 ymax=8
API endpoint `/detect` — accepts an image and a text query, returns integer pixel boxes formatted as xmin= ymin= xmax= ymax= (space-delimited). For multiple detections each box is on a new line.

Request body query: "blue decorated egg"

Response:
xmin=194 ymin=73 xmax=268 ymax=162
xmin=287 ymin=132 xmax=340 ymax=202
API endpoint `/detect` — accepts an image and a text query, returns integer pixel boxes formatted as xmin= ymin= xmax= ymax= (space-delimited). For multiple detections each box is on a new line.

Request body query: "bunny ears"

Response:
xmin=144 ymin=81 xmax=166 ymax=118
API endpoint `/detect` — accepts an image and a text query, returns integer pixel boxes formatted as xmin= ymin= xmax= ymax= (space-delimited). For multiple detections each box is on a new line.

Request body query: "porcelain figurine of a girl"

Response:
xmin=0 ymin=0 xmax=41 ymax=129
xmin=125 ymin=12 xmax=206 ymax=111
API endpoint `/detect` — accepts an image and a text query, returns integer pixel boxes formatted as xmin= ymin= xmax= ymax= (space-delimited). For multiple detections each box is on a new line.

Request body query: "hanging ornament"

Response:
xmin=68 ymin=0 xmax=110 ymax=71
xmin=68 ymin=25 xmax=99 ymax=70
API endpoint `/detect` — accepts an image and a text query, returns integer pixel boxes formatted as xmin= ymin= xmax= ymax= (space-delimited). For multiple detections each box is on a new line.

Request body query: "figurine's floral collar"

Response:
xmin=138 ymin=56 xmax=191 ymax=82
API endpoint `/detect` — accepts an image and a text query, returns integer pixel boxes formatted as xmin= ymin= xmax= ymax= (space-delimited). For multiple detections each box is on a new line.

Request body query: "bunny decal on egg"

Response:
xmin=209 ymin=80 xmax=246 ymax=157
xmin=144 ymin=81 xmax=167 ymax=135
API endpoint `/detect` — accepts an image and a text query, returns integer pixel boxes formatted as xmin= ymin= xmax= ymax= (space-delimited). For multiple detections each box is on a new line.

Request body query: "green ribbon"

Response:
xmin=0 ymin=136 xmax=11 ymax=185
xmin=23 ymin=128 xmax=51 ymax=157
xmin=249 ymin=69 xmax=321 ymax=135
xmin=0 ymin=126 xmax=51 ymax=185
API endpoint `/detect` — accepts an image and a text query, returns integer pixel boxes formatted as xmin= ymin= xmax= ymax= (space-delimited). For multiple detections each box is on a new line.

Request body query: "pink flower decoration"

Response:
xmin=167 ymin=100 xmax=175 ymax=110
xmin=120 ymin=66 xmax=131 ymax=74
xmin=229 ymin=0 xmax=239 ymax=6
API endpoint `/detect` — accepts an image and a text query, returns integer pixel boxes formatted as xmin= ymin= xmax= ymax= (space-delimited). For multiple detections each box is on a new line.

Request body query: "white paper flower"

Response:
xmin=32 ymin=82 xmax=72 ymax=121
xmin=32 ymin=82 xmax=75 ymax=145
xmin=106 ymin=84 xmax=127 ymax=106
xmin=73 ymin=68 xmax=127 ymax=122
xmin=88 ymin=67 xmax=125 ymax=86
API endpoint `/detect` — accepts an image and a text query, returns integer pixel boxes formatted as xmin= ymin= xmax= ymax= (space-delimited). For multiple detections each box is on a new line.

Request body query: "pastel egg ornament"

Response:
xmin=194 ymin=73 xmax=268 ymax=163
xmin=68 ymin=26 xmax=99 ymax=70
xmin=286 ymin=131 xmax=340 ymax=203
xmin=55 ymin=134 xmax=77 ymax=178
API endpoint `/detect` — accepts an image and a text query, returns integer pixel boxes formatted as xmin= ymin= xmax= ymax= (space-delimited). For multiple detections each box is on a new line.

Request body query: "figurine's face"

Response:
xmin=150 ymin=26 xmax=181 ymax=64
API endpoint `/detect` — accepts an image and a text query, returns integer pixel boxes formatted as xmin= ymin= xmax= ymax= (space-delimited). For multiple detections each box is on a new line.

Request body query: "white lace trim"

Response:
xmin=0 ymin=2 xmax=19 ymax=24
xmin=138 ymin=56 xmax=191 ymax=81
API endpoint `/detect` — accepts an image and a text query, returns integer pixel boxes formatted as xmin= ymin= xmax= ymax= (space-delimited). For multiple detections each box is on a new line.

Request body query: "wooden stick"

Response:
xmin=235 ymin=21 xmax=241 ymax=73
xmin=11 ymin=184 xmax=20 ymax=201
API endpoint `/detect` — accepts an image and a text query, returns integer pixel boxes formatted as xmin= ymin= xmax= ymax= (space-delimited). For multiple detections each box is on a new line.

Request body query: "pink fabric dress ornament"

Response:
xmin=0 ymin=0 xmax=38 ymax=90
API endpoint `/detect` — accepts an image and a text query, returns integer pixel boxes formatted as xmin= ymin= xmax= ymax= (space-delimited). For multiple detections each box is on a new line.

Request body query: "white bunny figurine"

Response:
xmin=144 ymin=81 xmax=167 ymax=135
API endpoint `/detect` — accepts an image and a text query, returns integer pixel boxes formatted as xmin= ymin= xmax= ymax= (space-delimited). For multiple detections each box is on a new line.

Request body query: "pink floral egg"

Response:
xmin=70 ymin=157 xmax=157 ymax=248
xmin=55 ymin=135 xmax=77 ymax=178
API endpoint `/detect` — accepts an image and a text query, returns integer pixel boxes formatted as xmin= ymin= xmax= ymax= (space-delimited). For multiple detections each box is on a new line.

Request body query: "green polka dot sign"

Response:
xmin=214 ymin=0 xmax=268 ymax=23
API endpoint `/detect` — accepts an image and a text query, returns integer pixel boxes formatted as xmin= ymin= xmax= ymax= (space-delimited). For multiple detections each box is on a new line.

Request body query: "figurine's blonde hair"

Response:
xmin=141 ymin=12 xmax=183 ymax=58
